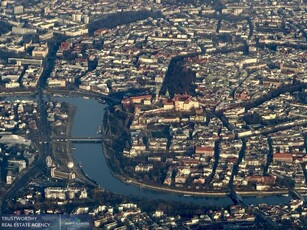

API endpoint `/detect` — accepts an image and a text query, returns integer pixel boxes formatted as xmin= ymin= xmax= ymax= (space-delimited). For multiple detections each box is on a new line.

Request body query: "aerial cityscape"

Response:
xmin=0 ymin=0 xmax=306 ymax=229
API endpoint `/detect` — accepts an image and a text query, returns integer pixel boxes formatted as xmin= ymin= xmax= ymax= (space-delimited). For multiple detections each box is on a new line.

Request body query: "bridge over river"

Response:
xmin=53 ymin=136 xmax=110 ymax=143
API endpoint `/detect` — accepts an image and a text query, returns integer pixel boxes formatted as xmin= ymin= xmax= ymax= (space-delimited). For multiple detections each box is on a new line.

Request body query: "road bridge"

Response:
xmin=290 ymin=189 xmax=305 ymax=202
xmin=229 ymin=189 xmax=245 ymax=206
xmin=53 ymin=137 xmax=110 ymax=143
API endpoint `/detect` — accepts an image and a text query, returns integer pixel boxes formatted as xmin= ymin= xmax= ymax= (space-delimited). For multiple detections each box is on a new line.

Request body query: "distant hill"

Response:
xmin=88 ymin=10 xmax=162 ymax=35
xmin=160 ymin=56 xmax=196 ymax=97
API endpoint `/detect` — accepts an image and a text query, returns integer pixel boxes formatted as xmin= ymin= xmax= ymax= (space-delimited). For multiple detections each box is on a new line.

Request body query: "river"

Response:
xmin=3 ymin=95 xmax=292 ymax=207
xmin=53 ymin=96 xmax=292 ymax=207
xmin=54 ymin=96 xmax=234 ymax=207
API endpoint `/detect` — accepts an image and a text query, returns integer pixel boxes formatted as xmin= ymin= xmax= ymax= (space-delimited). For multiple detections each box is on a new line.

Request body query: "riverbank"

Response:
xmin=1 ymin=89 xmax=290 ymax=199
xmin=51 ymin=97 xmax=98 ymax=187
xmin=237 ymin=190 xmax=289 ymax=197
xmin=102 ymin=136 xmax=288 ymax=197
xmin=101 ymin=134 xmax=228 ymax=197
xmin=100 ymin=105 xmax=290 ymax=198
xmin=0 ymin=90 xmax=36 ymax=97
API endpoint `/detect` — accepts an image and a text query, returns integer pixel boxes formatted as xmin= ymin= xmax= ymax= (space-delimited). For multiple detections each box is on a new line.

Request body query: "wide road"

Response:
xmin=0 ymin=37 xmax=57 ymax=213
xmin=0 ymin=143 xmax=49 ymax=213
xmin=0 ymin=86 xmax=51 ymax=213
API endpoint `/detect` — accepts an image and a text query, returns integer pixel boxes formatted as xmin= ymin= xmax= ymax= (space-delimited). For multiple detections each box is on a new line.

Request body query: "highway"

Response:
xmin=0 ymin=38 xmax=57 ymax=213
xmin=0 ymin=85 xmax=51 ymax=214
